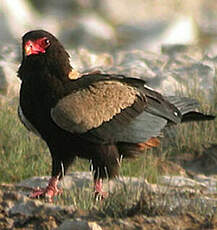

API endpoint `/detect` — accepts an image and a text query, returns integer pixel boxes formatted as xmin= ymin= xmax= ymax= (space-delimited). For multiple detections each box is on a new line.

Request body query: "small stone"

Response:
xmin=57 ymin=219 xmax=102 ymax=230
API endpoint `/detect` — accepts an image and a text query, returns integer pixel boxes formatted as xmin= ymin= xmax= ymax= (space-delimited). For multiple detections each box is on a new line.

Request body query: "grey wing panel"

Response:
xmin=166 ymin=96 xmax=199 ymax=115
xmin=142 ymin=87 xmax=182 ymax=124
xmin=85 ymin=110 xmax=167 ymax=144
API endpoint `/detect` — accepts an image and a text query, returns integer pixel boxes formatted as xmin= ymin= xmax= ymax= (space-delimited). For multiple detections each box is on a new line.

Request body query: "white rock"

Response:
xmin=0 ymin=60 xmax=20 ymax=98
xmin=160 ymin=175 xmax=207 ymax=188
xmin=18 ymin=172 xmax=217 ymax=197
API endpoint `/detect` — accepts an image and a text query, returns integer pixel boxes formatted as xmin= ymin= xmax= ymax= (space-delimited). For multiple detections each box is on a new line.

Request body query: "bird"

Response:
xmin=17 ymin=30 xmax=215 ymax=202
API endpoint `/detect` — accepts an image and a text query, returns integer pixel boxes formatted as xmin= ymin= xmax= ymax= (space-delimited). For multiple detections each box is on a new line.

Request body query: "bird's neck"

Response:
xmin=47 ymin=58 xmax=73 ymax=82
xmin=46 ymin=48 xmax=73 ymax=82
xmin=18 ymin=55 xmax=73 ymax=83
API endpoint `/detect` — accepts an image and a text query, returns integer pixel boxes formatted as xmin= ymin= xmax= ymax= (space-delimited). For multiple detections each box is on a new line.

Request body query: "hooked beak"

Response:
xmin=24 ymin=40 xmax=46 ymax=56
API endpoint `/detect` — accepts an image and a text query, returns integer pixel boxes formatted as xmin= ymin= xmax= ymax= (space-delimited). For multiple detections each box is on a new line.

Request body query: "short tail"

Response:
xmin=181 ymin=112 xmax=215 ymax=122
xmin=166 ymin=96 xmax=215 ymax=123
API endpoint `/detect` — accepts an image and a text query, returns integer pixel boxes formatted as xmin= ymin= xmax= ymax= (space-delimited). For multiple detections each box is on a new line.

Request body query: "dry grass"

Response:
xmin=0 ymin=77 xmax=216 ymax=183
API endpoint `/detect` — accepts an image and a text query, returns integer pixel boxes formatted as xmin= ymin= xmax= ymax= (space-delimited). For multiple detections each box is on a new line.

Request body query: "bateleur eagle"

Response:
xmin=17 ymin=30 xmax=215 ymax=201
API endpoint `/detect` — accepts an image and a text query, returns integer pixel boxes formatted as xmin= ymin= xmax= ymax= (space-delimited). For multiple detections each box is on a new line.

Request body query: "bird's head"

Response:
xmin=19 ymin=30 xmax=72 ymax=80
xmin=22 ymin=30 xmax=65 ymax=57
xmin=24 ymin=36 xmax=50 ymax=56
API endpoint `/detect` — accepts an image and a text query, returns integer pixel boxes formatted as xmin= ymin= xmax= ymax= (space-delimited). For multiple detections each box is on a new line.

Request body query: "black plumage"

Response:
xmin=18 ymin=30 xmax=215 ymax=201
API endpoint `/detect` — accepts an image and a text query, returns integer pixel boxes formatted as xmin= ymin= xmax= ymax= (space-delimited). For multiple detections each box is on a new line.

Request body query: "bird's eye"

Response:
xmin=45 ymin=39 xmax=50 ymax=45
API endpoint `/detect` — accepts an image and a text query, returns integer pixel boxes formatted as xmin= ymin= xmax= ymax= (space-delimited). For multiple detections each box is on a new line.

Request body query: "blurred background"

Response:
xmin=1 ymin=0 xmax=217 ymax=53
xmin=0 ymin=2 xmax=217 ymax=227
xmin=1 ymin=0 xmax=217 ymax=101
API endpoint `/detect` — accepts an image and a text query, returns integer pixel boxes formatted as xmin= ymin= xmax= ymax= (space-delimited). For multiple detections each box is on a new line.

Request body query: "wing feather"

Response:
xmin=51 ymin=80 xmax=143 ymax=133
xmin=51 ymin=75 xmax=183 ymax=144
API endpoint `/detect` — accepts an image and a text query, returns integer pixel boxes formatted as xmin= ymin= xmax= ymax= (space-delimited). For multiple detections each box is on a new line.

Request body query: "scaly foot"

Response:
xmin=29 ymin=176 xmax=62 ymax=202
xmin=94 ymin=179 xmax=108 ymax=201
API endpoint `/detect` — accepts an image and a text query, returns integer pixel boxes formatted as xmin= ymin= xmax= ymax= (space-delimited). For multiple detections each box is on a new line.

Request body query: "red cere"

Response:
xmin=25 ymin=37 xmax=50 ymax=56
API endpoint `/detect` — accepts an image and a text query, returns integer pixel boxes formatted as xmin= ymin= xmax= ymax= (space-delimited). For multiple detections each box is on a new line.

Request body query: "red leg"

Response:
xmin=29 ymin=176 xmax=62 ymax=202
xmin=94 ymin=179 xmax=108 ymax=200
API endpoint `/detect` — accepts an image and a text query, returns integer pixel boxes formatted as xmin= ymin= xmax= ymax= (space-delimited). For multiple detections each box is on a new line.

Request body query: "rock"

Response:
xmin=61 ymin=14 xmax=116 ymax=51
xmin=1 ymin=169 xmax=217 ymax=229
xmin=117 ymin=219 xmax=134 ymax=229
xmin=0 ymin=42 xmax=216 ymax=103
xmin=182 ymin=144 xmax=217 ymax=177
xmin=18 ymin=171 xmax=217 ymax=198
xmin=69 ymin=47 xmax=216 ymax=99
xmin=69 ymin=48 xmax=114 ymax=71
xmin=18 ymin=172 xmax=157 ymax=195
xmin=9 ymin=196 xmax=43 ymax=216
xmin=193 ymin=175 xmax=217 ymax=194
xmin=0 ymin=189 xmax=74 ymax=217
xmin=57 ymin=219 xmax=102 ymax=230
xmin=160 ymin=175 xmax=207 ymax=188
xmin=2 ymin=0 xmax=217 ymax=52
xmin=0 ymin=61 xmax=20 ymax=99
xmin=18 ymin=172 xmax=93 ymax=191
xmin=0 ymin=45 xmax=20 ymax=102
xmin=0 ymin=184 xmax=75 ymax=228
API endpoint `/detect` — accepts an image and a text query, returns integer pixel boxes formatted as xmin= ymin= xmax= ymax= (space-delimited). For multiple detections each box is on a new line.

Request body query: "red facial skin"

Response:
xmin=24 ymin=37 xmax=50 ymax=56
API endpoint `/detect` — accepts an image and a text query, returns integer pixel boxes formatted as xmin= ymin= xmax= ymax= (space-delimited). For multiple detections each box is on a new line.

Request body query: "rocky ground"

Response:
xmin=0 ymin=149 xmax=217 ymax=230
xmin=0 ymin=174 xmax=217 ymax=229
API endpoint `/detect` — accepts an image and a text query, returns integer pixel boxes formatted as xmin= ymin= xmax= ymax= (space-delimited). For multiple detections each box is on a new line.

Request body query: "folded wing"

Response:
xmin=51 ymin=76 xmax=182 ymax=144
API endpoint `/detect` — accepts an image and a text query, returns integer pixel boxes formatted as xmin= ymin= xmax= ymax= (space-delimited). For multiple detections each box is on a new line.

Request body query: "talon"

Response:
xmin=94 ymin=179 xmax=107 ymax=201
xmin=29 ymin=176 xmax=61 ymax=202
xmin=94 ymin=191 xmax=108 ymax=201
